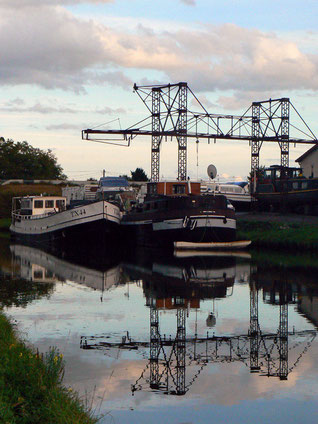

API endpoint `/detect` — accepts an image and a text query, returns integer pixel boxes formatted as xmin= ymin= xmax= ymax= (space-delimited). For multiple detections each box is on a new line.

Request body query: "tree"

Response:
xmin=0 ymin=138 xmax=66 ymax=180
xmin=130 ymin=167 xmax=149 ymax=181
xmin=119 ymin=174 xmax=131 ymax=181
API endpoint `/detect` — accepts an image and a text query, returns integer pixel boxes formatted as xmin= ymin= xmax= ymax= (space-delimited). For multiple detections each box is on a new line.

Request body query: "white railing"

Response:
xmin=12 ymin=210 xmax=58 ymax=222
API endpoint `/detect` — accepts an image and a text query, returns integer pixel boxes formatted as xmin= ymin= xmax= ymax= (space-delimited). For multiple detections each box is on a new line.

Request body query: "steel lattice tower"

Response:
xmin=280 ymin=98 xmax=290 ymax=168
xmin=251 ymin=102 xmax=261 ymax=174
xmin=177 ymin=83 xmax=188 ymax=181
xmin=151 ymin=87 xmax=162 ymax=182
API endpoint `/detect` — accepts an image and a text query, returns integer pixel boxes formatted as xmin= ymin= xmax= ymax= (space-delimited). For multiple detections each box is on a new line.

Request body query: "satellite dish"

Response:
xmin=207 ymin=164 xmax=217 ymax=179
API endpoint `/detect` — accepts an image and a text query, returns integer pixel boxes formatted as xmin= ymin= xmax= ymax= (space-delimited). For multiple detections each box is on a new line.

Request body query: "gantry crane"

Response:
xmin=82 ymin=82 xmax=318 ymax=181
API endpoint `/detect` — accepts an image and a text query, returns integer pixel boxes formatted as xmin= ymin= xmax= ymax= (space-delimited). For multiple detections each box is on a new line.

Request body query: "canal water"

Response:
xmin=1 ymin=238 xmax=318 ymax=424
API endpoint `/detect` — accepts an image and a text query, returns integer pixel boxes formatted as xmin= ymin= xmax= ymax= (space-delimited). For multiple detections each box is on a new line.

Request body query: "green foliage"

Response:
xmin=130 ymin=167 xmax=148 ymax=181
xmin=0 ymin=311 xmax=98 ymax=423
xmin=0 ymin=138 xmax=66 ymax=180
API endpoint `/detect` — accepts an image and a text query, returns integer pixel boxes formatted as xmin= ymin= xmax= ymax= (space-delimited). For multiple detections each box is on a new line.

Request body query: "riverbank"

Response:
xmin=0 ymin=219 xmax=10 ymax=240
xmin=237 ymin=212 xmax=318 ymax=250
xmin=0 ymin=311 xmax=99 ymax=423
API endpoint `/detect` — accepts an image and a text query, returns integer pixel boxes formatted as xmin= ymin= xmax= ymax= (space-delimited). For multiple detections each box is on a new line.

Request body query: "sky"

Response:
xmin=1 ymin=0 xmax=318 ymax=181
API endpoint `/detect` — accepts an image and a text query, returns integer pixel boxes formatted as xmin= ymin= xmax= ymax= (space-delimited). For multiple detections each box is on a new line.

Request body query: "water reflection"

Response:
xmin=80 ymin=249 xmax=317 ymax=396
xmin=1 ymin=240 xmax=318 ymax=422
xmin=9 ymin=244 xmax=125 ymax=294
xmin=0 ymin=241 xmax=55 ymax=308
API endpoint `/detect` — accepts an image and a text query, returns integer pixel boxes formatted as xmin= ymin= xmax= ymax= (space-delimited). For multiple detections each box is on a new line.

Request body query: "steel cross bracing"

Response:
xmin=82 ymin=83 xmax=318 ymax=181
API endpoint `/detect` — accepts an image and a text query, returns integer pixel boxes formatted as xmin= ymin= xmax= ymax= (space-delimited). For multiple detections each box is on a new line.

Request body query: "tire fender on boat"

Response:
xmin=183 ymin=216 xmax=189 ymax=228
xmin=190 ymin=219 xmax=197 ymax=230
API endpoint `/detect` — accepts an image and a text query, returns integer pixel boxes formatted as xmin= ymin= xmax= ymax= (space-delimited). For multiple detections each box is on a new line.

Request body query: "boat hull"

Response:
xmin=10 ymin=200 xmax=121 ymax=247
xmin=122 ymin=214 xmax=236 ymax=248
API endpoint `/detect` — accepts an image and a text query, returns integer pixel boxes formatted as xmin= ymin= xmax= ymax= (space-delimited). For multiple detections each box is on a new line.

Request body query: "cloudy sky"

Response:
xmin=1 ymin=0 xmax=318 ymax=180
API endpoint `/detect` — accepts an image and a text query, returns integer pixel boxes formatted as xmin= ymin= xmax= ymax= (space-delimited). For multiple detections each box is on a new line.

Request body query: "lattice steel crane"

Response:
xmin=82 ymin=82 xmax=318 ymax=181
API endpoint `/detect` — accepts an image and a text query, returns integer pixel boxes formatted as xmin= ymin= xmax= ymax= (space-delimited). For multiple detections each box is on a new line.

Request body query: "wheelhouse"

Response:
xmin=262 ymin=165 xmax=303 ymax=181
xmin=146 ymin=181 xmax=201 ymax=197
xmin=12 ymin=196 xmax=67 ymax=217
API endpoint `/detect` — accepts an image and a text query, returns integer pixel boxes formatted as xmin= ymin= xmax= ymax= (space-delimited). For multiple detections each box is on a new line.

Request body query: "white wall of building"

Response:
xmin=298 ymin=148 xmax=318 ymax=178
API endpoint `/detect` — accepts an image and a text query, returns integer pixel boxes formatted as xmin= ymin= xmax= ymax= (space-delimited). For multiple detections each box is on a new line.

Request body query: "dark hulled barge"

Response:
xmin=121 ymin=180 xmax=236 ymax=247
xmin=254 ymin=165 xmax=318 ymax=212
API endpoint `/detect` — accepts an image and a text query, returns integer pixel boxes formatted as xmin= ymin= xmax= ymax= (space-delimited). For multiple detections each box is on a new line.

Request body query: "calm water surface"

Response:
xmin=1 ymin=239 xmax=318 ymax=424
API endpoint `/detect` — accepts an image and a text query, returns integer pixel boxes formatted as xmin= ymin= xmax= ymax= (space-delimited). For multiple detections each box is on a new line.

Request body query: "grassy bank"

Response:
xmin=0 ymin=219 xmax=10 ymax=239
xmin=0 ymin=311 xmax=99 ymax=424
xmin=0 ymin=218 xmax=10 ymax=231
xmin=237 ymin=219 xmax=318 ymax=250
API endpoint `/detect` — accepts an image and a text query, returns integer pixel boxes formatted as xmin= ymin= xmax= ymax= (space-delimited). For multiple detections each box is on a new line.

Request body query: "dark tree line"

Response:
xmin=120 ymin=167 xmax=149 ymax=181
xmin=0 ymin=137 xmax=66 ymax=180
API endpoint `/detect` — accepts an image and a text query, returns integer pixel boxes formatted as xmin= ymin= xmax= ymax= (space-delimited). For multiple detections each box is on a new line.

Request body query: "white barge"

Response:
xmin=10 ymin=195 xmax=121 ymax=246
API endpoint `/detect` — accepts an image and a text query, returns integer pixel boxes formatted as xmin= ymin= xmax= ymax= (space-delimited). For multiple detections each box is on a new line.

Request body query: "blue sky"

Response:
xmin=1 ymin=0 xmax=318 ymax=180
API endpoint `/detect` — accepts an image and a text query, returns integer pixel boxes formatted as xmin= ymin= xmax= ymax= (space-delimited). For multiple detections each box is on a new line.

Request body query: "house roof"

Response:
xmin=296 ymin=145 xmax=318 ymax=163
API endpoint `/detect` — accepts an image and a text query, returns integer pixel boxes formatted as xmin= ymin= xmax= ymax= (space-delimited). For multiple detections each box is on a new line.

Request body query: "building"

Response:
xmin=296 ymin=145 xmax=318 ymax=178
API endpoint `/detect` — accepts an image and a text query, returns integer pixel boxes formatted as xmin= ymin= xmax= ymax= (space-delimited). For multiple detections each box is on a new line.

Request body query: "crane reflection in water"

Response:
xmin=80 ymin=251 xmax=317 ymax=396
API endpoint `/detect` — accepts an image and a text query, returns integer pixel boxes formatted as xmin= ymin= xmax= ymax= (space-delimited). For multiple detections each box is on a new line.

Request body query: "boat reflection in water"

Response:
xmin=81 ymin=250 xmax=317 ymax=396
xmin=9 ymin=244 xmax=125 ymax=294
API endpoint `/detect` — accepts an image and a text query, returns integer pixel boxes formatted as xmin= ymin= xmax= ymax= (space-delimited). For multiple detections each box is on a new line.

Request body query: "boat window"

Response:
xmin=264 ymin=169 xmax=272 ymax=178
xmin=302 ymin=182 xmax=308 ymax=189
xmin=34 ymin=200 xmax=43 ymax=208
xmin=33 ymin=270 xmax=44 ymax=279
xmin=45 ymin=200 xmax=54 ymax=208
xmin=147 ymin=184 xmax=157 ymax=195
xmin=292 ymin=182 xmax=299 ymax=190
xmin=275 ymin=169 xmax=281 ymax=179
xmin=56 ymin=199 xmax=65 ymax=209
xmin=21 ymin=199 xmax=31 ymax=209
xmin=173 ymin=184 xmax=186 ymax=194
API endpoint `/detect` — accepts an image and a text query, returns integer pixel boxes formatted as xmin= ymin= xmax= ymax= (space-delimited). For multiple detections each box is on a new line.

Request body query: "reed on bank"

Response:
xmin=0 ymin=311 xmax=99 ymax=424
